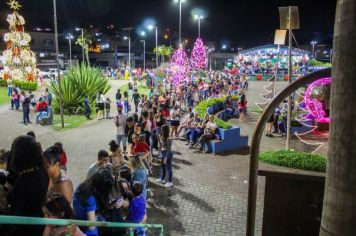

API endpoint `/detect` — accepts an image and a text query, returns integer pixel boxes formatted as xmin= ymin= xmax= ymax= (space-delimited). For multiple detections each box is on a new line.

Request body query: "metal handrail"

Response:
xmin=246 ymin=68 xmax=332 ymax=236
xmin=0 ymin=215 xmax=164 ymax=236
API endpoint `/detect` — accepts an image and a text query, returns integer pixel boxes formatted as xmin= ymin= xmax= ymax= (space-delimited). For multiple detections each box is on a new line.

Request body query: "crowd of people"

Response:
xmin=0 ymin=68 xmax=251 ymax=236
xmin=7 ymin=79 xmax=53 ymax=125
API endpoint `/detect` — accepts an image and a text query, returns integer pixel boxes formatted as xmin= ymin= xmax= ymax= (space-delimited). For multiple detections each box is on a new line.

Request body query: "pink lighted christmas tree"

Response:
xmin=170 ymin=48 xmax=190 ymax=86
xmin=191 ymin=38 xmax=207 ymax=69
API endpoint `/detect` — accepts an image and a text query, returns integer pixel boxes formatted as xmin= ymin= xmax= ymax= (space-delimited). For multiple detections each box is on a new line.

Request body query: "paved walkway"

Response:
xmin=0 ymin=80 xmax=321 ymax=235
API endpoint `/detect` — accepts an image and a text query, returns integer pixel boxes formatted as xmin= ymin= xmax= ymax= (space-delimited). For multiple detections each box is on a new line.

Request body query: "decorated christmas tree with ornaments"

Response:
xmin=3 ymin=0 xmax=37 ymax=81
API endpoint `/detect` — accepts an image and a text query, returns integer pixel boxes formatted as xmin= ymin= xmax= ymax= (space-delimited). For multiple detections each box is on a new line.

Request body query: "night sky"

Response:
xmin=0 ymin=0 xmax=337 ymax=48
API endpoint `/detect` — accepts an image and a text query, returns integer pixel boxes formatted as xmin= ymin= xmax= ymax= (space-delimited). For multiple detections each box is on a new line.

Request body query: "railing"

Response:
xmin=0 ymin=215 xmax=164 ymax=236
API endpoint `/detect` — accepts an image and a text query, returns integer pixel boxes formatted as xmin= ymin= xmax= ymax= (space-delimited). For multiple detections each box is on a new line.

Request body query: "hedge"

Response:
xmin=0 ymin=79 xmax=37 ymax=91
xmin=194 ymin=96 xmax=239 ymax=129
xmin=259 ymin=150 xmax=326 ymax=173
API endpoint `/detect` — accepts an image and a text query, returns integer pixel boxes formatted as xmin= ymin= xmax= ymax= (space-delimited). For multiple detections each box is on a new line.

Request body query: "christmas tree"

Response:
xmin=191 ymin=37 xmax=207 ymax=69
xmin=170 ymin=48 xmax=190 ymax=86
xmin=3 ymin=0 xmax=37 ymax=81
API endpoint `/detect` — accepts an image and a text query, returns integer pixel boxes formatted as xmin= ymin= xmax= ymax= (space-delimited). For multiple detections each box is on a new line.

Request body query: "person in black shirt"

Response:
xmin=7 ymin=135 xmax=49 ymax=236
xmin=132 ymin=89 xmax=141 ymax=113
xmin=116 ymin=89 xmax=122 ymax=102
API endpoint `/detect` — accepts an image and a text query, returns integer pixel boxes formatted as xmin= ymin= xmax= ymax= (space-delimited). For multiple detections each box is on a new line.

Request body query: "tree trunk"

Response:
xmin=320 ymin=0 xmax=356 ymax=235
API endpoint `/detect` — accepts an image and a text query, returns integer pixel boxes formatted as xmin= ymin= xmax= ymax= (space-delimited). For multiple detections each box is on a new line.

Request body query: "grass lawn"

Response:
xmin=119 ymin=83 xmax=151 ymax=97
xmin=52 ymin=113 xmax=91 ymax=131
xmin=0 ymin=87 xmax=9 ymax=105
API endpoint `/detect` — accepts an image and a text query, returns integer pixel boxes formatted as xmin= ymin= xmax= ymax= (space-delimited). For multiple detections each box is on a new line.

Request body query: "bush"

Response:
xmin=194 ymin=96 xmax=239 ymax=129
xmin=259 ymin=150 xmax=326 ymax=173
xmin=308 ymin=59 xmax=332 ymax=68
xmin=0 ymin=79 xmax=37 ymax=91
xmin=50 ymin=63 xmax=111 ymax=114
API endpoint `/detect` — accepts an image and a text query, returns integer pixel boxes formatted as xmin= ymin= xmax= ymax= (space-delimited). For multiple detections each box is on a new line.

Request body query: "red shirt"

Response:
xmin=36 ymin=101 xmax=48 ymax=112
xmin=131 ymin=142 xmax=150 ymax=155
xmin=59 ymin=152 xmax=67 ymax=166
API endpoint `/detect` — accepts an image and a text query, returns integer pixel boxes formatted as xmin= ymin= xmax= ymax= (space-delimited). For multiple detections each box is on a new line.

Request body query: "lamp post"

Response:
xmin=53 ymin=0 xmax=64 ymax=128
xmin=311 ymin=41 xmax=317 ymax=59
xmin=208 ymin=48 xmax=215 ymax=70
xmin=148 ymin=25 xmax=159 ymax=68
xmin=123 ymin=36 xmax=131 ymax=70
xmin=65 ymin=34 xmax=74 ymax=67
xmin=174 ymin=0 xmax=186 ymax=47
xmin=141 ymin=40 xmax=146 ymax=72
xmin=75 ymin=27 xmax=85 ymax=63
xmin=194 ymin=14 xmax=204 ymax=38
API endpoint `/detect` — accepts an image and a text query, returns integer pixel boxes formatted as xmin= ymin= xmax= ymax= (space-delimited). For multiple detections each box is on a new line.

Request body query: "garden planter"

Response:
xmin=258 ymin=168 xmax=325 ymax=236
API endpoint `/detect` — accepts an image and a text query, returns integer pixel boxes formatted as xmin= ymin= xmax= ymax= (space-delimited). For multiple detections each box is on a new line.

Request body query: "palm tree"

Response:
xmin=320 ymin=0 xmax=356 ymax=235
xmin=76 ymin=31 xmax=92 ymax=65
xmin=154 ymin=45 xmax=173 ymax=63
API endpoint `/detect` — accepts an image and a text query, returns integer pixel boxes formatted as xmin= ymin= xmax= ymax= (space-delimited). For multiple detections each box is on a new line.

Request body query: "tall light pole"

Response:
xmin=174 ymin=0 xmax=186 ymax=47
xmin=141 ymin=40 xmax=146 ymax=72
xmin=65 ymin=34 xmax=73 ymax=67
xmin=311 ymin=41 xmax=317 ymax=58
xmin=123 ymin=36 xmax=131 ymax=70
xmin=194 ymin=14 xmax=204 ymax=38
xmin=75 ymin=27 xmax=85 ymax=63
xmin=148 ymin=25 xmax=159 ymax=68
xmin=53 ymin=0 xmax=64 ymax=128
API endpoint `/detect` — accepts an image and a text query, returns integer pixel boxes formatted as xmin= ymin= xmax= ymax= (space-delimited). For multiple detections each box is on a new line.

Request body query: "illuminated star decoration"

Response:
xmin=7 ymin=0 xmax=22 ymax=11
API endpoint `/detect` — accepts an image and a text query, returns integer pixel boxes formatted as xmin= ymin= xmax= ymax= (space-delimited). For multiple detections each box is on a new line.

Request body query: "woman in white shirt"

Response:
xmin=196 ymin=115 xmax=217 ymax=153
xmin=96 ymin=91 xmax=105 ymax=120
xmin=170 ymin=105 xmax=180 ymax=138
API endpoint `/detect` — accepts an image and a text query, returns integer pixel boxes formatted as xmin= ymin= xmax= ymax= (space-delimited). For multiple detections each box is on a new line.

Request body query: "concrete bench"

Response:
xmin=205 ymin=127 xmax=248 ymax=154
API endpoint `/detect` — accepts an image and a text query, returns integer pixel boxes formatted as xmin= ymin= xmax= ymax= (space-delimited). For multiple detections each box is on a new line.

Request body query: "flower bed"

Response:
xmin=0 ymin=79 xmax=37 ymax=91
xmin=259 ymin=150 xmax=326 ymax=173
xmin=194 ymin=96 xmax=238 ymax=129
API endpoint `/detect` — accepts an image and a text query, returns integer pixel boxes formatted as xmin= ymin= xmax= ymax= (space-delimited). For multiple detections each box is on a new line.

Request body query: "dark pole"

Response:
xmin=53 ymin=0 xmax=64 ymax=128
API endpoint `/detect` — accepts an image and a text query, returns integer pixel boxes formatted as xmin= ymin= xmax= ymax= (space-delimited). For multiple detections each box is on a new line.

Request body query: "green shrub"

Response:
xmin=0 ymin=79 xmax=37 ymax=91
xmin=308 ymin=59 xmax=332 ymax=68
xmin=50 ymin=63 xmax=111 ymax=114
xmin=194 ymin=96 xmax=239 ymax=129
xmin=0 ymin=79 xmax=6 ymax=87
xmin=259 ymin=150 xmax=326 ymax=173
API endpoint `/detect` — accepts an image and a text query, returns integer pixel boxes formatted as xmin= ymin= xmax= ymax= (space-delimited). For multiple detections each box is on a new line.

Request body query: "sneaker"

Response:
xmin=164 ymin=182 xmax=173 ymax=188
xmin=156 ymin=178 xmax=165 ymax=184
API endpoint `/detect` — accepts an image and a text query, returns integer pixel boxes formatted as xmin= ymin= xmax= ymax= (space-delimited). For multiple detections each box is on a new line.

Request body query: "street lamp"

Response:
xmin=311 ymin=41 xmax=318 ymax=59
xmin=75 ymin=27 xmax=85 ymax=62
xmin=148 ymin=24 xmax=159 ymax=68
xmin=123 ymin=36 xmax=131 ymax=70
xmin=208 ymin=47 xmax=215 ymax=70
xmin=53 ymin=0 xmax=64 ymax=128
xmin=222 ymin=44 xmax=227 ymax=50
xmin=174 ymin=0 xmax=186 ymax=47
xmin=194 ymin=14 xmax=204 ymax=38
xmin=65 ymin=34 xmax=74 ymax=67
xmin=141 ymin=40 xmax=146 ymax=72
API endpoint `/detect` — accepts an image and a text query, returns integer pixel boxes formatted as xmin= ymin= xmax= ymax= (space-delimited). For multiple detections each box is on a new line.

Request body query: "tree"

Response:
xmin=76 ymin=30 xmax=92 ymax=64
xmin=320 ymin=0 xmax=356 ymax=235
xmin=170 ymin=48 xmax=190 ymax=86
xmin=2 ymin=0 xmax=37 ymax=81
xmin=154 ymin=45 xmax=173 ymax=63
xmin=191 ymin=37 xmax=207 ymax=69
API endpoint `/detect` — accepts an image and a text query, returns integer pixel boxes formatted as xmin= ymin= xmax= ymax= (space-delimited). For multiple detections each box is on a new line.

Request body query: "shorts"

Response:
xmin=116 ymin=135 xmax=127 ymax=147
xmin=170 ymin=120 xmax=180 ymax=127
xmin=98 ymin=103 xmax=104 ymax=111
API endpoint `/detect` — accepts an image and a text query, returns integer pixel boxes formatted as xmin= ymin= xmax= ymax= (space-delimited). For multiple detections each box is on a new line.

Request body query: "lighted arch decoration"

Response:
xmin=304 ymin=77 xmax=332 ymax=123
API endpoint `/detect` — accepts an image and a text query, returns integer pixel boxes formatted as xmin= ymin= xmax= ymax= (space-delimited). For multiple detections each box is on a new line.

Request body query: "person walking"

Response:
xmin=132 ymin=89 xmax=140 ymax=113
xmin=22 ymin=94 xmax=32 ymax=125
xmin=84 ymin=95 xmax=91 ymax=120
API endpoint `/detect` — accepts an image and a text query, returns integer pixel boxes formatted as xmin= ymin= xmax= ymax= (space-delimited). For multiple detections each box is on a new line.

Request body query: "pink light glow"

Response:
xmin=191 ymin=38 xmax=207 ymax=69
xmin=304 ymin=77 xmax=332 ymax=123
xmin=170 ymin=48 xmax=190 ymax=86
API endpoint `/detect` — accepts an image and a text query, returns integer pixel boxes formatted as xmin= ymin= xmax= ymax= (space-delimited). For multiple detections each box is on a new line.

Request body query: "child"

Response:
xmin=42 ymin=193 xmax=85 ymax=236
xmin=131 ymin=134 xmax=152 ymax=175
xmin=128 ymin=182 xmax=147 ymax=236
xmin=105 ymin=97 xmax=111 ymax=119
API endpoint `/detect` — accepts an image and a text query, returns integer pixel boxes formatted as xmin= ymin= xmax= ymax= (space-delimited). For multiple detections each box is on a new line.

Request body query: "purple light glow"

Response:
xmin=191 ymin=38 xmax=207 ymax=69
xmin=304 ymin=77 xmax=332 ymax=123
xmin=170 ymin=48 xmax=190 ymax=86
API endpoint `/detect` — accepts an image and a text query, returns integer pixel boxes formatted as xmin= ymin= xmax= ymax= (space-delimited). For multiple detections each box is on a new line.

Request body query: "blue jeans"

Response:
xmin=161 ymin=150 xmax=173 ymax=183
xmin=116 ymin=135 xmax=127 ymax=150
xmin=23 ymin=106 xmax=30 ymax=124
xmin=124 ymin=101 xmax=129 ymax=114
xmin=8 ymin=87 xmax=13 ymax=97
